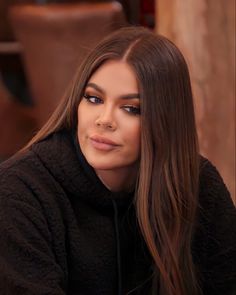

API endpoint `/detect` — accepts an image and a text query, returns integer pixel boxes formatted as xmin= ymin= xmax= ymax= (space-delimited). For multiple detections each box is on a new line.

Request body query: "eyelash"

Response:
xmin=83 ymin=93 xmax=140 ymax=116
xmin=83 ymin=94 xmax=102 ymax=104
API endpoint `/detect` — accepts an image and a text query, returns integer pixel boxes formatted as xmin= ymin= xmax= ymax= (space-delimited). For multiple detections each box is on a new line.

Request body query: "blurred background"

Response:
xmin=0 ymin=0 xmax=235 ymax=202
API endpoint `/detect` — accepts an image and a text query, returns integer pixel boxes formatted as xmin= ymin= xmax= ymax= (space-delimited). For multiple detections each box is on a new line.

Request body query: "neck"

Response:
xmin=95 ymin=165 xmax=138 ymax=193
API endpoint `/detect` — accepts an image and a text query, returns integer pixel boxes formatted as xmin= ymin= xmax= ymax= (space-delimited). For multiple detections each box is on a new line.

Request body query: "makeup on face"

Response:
xmin=77 ymin=60 xmax=141 ymax=190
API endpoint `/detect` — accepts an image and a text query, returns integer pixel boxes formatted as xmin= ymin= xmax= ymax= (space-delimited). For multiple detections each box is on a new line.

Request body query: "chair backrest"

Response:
xmin=9 ymin=2 xmax=126 ymax=125
xmin=0 ymin=0 xmax=35 ymax=41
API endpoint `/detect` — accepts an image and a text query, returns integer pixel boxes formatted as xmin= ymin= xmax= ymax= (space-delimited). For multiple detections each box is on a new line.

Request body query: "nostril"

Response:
xmin=95 ymin=117 xmax=115 ymax=130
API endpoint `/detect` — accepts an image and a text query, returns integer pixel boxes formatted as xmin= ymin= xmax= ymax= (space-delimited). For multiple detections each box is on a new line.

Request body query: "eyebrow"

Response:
xmin=86 ymin=82 xmax=140 ymax=99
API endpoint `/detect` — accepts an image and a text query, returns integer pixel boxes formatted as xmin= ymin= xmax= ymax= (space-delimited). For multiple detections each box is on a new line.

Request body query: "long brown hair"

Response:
xmin=25 ymin=27 xmax=200 ymax=295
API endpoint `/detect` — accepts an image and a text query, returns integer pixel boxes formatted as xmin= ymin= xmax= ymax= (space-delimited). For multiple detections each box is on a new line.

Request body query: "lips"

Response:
xmin=89 ymin=135 xmax=120 ymax=151
xmin=90 ymin=135 xmax=119 ymax=146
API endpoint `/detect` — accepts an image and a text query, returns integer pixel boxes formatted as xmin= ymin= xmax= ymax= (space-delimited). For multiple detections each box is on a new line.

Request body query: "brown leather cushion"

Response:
xmin=0 ymin=0 xmax=34 ymax=41
xmin=9 ymin=2 xmax=126 ymax=125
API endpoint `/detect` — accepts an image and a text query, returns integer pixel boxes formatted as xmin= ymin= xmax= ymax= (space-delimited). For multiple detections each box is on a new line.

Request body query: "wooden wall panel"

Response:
xmin=156 ymin=0 xmax=235 ymax=201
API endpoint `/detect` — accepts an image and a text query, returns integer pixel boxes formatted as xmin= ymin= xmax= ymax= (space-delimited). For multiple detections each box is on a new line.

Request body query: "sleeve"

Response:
xmin=200 ymin=161 xmax=236 ymax=295
xmin=0 ymin=185 xmax=66 ymax=295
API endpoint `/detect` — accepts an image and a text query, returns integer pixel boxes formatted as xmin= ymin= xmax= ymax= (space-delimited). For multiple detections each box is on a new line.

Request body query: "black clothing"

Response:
xmin=0 ymin=130 xmax=235 ymax=295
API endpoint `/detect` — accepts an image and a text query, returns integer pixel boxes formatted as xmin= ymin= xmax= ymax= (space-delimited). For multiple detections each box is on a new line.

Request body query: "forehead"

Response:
xmin=87 ymin=60 xmax=139 ymax=93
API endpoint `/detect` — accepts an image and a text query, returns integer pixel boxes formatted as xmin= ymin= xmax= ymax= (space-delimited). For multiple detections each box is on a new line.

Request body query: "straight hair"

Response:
xmin=24 ymin=26 xmax=200 ymax=295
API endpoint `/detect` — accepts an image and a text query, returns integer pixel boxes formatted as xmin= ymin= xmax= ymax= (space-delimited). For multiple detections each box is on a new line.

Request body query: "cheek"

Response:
xmin=77 ymin=106 xmax=88 ymax=145
xmin=77 ymin=103 xmax=91 ymax=134
xmin=77 ymin=104 xmax=82 ymax=127
xmin=122 ymin=122 xmax=141 ymax=154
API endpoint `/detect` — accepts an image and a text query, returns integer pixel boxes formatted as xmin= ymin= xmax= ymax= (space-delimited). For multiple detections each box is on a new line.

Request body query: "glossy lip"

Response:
xmin=89 ymin=135 xmax=120 ymax=151
xmin=90 ymin=135 xmax=119 ymax=146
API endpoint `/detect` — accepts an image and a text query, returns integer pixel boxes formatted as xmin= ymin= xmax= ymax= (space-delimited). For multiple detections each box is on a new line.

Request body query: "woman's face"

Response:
xmin=77 ymin=60 xmax=141 ymax=172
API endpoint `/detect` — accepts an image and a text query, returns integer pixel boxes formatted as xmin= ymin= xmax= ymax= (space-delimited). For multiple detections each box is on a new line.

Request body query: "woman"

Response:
xmin=0 ymin=26 xmax=235 ymax=295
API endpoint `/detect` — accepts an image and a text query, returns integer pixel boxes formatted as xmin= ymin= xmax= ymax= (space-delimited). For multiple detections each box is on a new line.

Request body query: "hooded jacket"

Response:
xmin=0 ymin=130 xmax=235 ymax=295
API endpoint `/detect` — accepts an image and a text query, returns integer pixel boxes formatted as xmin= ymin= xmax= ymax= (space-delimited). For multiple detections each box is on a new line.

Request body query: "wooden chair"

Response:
xmin=8 ymin=2 xmax=126 ymax=126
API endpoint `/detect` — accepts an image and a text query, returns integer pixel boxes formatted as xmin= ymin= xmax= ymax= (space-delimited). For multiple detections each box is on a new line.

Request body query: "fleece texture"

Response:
xmin=0 ymin=130 xmax=235 ymax=295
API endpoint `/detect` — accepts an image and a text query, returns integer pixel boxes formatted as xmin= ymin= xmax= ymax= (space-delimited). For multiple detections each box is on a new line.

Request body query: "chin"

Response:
xmin=87 ymin=157 xmax=137 ymax=172
xmin=87 ymin=160 xmax=122 ymax=171
xmin=83 ymin=149 xmax=139 ymax=171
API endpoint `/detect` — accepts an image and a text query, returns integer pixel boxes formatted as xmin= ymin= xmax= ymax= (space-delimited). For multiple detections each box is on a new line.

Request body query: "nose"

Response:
xmin=95 ymin=105 xmax=117 ymax=131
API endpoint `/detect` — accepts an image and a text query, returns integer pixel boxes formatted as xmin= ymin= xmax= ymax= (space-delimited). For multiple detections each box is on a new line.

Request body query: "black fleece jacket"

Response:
xmin=0 ymin=130 xmax=235 ymax=295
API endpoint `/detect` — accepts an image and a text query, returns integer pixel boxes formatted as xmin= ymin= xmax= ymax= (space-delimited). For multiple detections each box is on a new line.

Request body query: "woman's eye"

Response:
xmin=123 ymin=106 xmax=141 ymax=115
xmin=83 ymin=94 xmax=102 ymax=104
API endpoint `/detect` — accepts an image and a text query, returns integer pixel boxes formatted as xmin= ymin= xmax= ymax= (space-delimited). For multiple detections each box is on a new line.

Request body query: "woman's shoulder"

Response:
xmin=0 ymin=131 xmax=62 ymax=196
xmin=0 ymin=148 xmax=37 ymax=186
xmin=198 ymin=156 xmax=232 ymax=204
xmin=195 ymin=158 xmax=236 ymax=294
xmin=199 ymin=156 xmax=227 ymax=187
xmin=197 ymin=156 xmax=235 ymax=233
xmin=196 ymin=156 xmax=236 ymax=242
xmin=0 ymin=149 xmax=48 ymax=227
xmin=0 ymin=130 xmax=75 ymax=219
xmin=0 ymin=130 xmax=70 ymax=180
